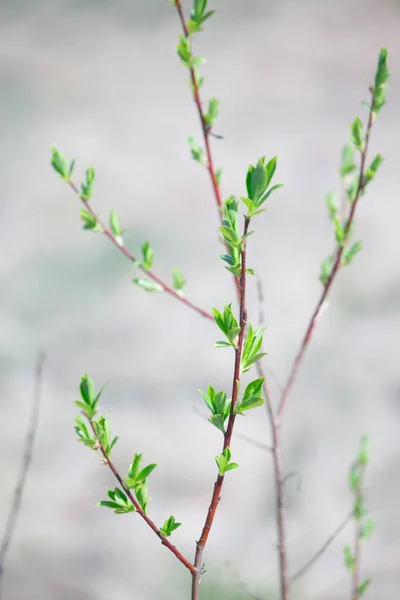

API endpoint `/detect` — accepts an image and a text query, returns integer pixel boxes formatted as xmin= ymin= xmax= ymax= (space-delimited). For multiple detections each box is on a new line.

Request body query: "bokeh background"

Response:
xmin=1 ymin=0 xmax=400 ymax=598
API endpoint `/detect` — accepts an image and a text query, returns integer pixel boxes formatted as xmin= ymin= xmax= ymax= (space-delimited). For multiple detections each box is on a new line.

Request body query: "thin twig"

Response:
xmin=225 ymin=561 xmax=264 ymax=600
xmin=278 ymin=89 xmax=377 ymax=418
xmin=0 ymin=352 xmax=45 ymax=599
xmin=350 ymin=466 xmax=367 ymax=600
xmin=291 ymin=512 xmax=352 ymax=583
xmin=88 ymin=420 xmax=195 ymax=574
xmin=191 ymin=216 xmax=250 ymax=600
xmin=66 ymin=179 xmax=213 ymax=321
xmin=174 ymin=0 xmax=242 ymax=301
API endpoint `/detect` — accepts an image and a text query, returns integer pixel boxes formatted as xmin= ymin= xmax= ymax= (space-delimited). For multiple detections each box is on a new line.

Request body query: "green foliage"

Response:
xmin=133 ymin=278 xmax=163 ymax=292
xmin=235 ymin=378 xmax=265 ymax=415
xmin=241 ymin=324 xmax=267 ymax=373
xmin=187 ymin=136 xmax=206 ymax=166
xmin=124 ymin=453 xmax=157 ymax=514
xmin=172 ymin=269 xmax=185 ymax=292
xmin=93 ymin=414 xmax=119 ymax=458
xmin=198 ymin=385 xmax=231 ymax=433
xmin=81 ymin=167 xmax=95 ymax=201
xmin=74 ymin=373 xmax=106 ymax=419
xmin=212 ymin=304 xmax=240 ymax=348
xmin=242 ymin=156 xmax=283 ymax=217
xmin=98 ymin=488 xmax=135 ymax=514
xmin=215 ymin=447 xmax=238 ymax=476
xmin=160 ymin=515 xmax=182 ymax=538
xmin=220 ymin=197 xmax=242 ymax=276
xmin=80 ymin=209 xmax=103 ymax=232
xmin=188 ymin=0 xmax=215 ymax=34
xmin=372 ymin=47 xmax=389 ymax=115
xmin=138 ymin=241 xmax=155 ymax=271
xmin=109 ymin=209 xmax=121 ymax=238
xmin=51 ymin=147 xmax=74 ymax=179
xmin=203 ymin=97 xmax=220 ymax=129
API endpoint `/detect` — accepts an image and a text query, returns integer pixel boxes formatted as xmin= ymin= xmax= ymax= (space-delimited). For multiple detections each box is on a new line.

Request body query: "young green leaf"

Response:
xmin=133 ymin=279 xmax=163 ymax=293
xmin=373 ymin=47 xmax=390 ymax=115
xmin=80 ymin=209 xmax=103 ymax=232
xmin=357 ymin=579 xmax=371 ymax=597
xmin=350 ymin=117 xmax=364 ymax=152
xmin=340 ymin=145 xmax=357 ymax=178
xmin=141 ymin=241 xmax=155 ymax=270
xmin=203 ymin=97 xmax=220 ymax=128
xmin=188 ymin=136 xmax=206 ymax=166
xmin=109 ymin=209 xmax=121 ymax=237
xmin=81 ymin=167 xmax=95 ymax=201
xmin=160 ymin=515 xmax=182 ymax=538
xmin=172 ymin=269 xmax=185 ymax=291
xmin=51 ymin=147 xmax=70 ymax=179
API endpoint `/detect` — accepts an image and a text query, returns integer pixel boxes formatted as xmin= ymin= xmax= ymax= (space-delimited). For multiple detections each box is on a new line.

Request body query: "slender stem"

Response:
xmin=174 ymin=1 xmax=242 ymax=301
xmin=291 ymin=512 xmax=352 ymax=583
xmin=66 ymin=179 xmax=213 ymax=321
xmin=350 ymin=465 xmax=366 ymax=600
xmin=191 ymin=216 xmax=250 ymax=600
xmin=88 ymin=420 xmax=195 ymax=574
xmin=0 ymin=352 xmax=45 ymax=600
xmin=277 ymin=92 xmax=376 ymax=418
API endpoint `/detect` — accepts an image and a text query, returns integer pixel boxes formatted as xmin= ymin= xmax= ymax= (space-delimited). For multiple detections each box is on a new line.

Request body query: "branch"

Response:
xmin=278 ymin=89 xmax=377 ymax=418
xmin=191 ymin=216 xmax=250 ymax=599
xmin=291 ymin=512 xmax=352 ymax=583
xmin=66 ymin=178 xmax=213 ymax=322
xmin=87 ymin=419 xmax=195 ymax=575
xmin=0 ymin=352 xmax=45 ymax=598
xmin=174 ymin=1 xmax=242 ymax=301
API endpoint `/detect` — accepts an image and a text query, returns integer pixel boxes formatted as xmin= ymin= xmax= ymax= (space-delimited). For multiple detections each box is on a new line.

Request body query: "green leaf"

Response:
xmin=136 ymin=482 xmax=150 ymax=514
xmin=128 ymin=453 xmax=143 ymax=482
xmin=357 ymin=579 xmax=371 ymax=597
xmin=209 ymin=414 xmax=226 ymax=434
xmin=172 ymin=269 xmax=185 ymax=291
xmin=109 ymin=209 xmax=121 ymax=237
xmin=320 ymin=255 xmax=334 ymax=285
xmin=361 ymin=518 xmax=374 ymax=540
xmin=80 ymin=373 xmax=96 ymax=406
xmin=373 ymin=47 xmax=390 ymax=114
xmin=133 ymin=278 xmax=163 ymax=293
xmin=187 ymin=136 xmax=206 ymax=166
xmin=176 ymin=35 xmax=191 ymax=66
xmin=160 ymin=515 xmax=182 ymax=538
xmin=249 ymin=158 xmax=268 ymax=202
xmin=136 ymin=463 xmax=158 ymax=483
xmin=350 ymin=117 xmax=364 ymax=152
xmin=364 ymin=153 xmax=383 ymax=186
xmin=325 ymin=192 xmax=338 ymax=221
xmin=204 ymin=97 xmax=220 ymax=128
xmin=340 ymin=145 xmax=357 ymax=178
xmin=141 ymin=241 xmax=155 ymax=270
xmin=349 ymin=463 xmax=361 ymax=491
xmin=80 ymin=209 xmax=103 ymax=232
xmin=223 ymin=462 xmax=239 ymax=472
xmin=50 ymin=147 xmax=70 ymax=178
xmin=344 ymin=545 xmax=355 ymax=571
xmin=81 ymin=167 xmax=95 ymax=200
xmin=359 ymin=434 xmax=370 ymax=466
xmin=342 ymin=241 xmax=362 ymax=267
xmin=213 ymin=340 xmax=232 ymax=348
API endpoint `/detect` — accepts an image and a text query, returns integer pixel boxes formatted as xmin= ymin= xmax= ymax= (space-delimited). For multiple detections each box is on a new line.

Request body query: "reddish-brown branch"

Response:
xmin=277 ymin=92 xmax=376 ymax=418
xmin=66 ymin=179 xmax=213 ymax=321
xmin=191 ymin=216 xmax=250 ymax=599
xmin=88 ymin=419 xmax=195 ymax=574
xmin=0 ymin=352 xmax=45 ymax=600
xmin=174 ymin=1 xmax=241 ymax=301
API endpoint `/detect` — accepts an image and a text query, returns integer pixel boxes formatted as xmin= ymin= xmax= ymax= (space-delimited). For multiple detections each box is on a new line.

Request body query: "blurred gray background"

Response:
xmin=1 ymin=0 xmax=400 ymax=598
